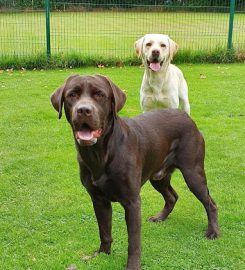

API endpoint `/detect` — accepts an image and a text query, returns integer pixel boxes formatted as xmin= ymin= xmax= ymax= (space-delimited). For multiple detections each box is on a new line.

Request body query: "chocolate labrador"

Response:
xmin=51 ymin=75 xmax=219 ymax=270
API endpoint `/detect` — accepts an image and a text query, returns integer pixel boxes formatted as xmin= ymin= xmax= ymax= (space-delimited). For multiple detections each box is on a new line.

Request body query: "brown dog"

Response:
xmin=51 ymin=75 xmax=219 ymax=270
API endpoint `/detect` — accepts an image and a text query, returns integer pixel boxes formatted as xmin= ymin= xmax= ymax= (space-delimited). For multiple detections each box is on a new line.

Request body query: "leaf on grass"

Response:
xmin=20 ymin=67 xmax=26 ymax=74
xmin=81 ymin=251 xmax=99 ymax=261
xmin=81 ymin=254 xmax=94 ymax=261
xmin=66 ymin=264 xmax=78 ymax=270
xmin=6 ymin=68 xmax=13 ymax=73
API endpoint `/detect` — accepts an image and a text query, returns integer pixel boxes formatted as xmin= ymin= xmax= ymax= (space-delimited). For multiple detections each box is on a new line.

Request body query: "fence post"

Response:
xmin=45 ymin=0 xmax=51 ymax=58
xmin=227 ymin=0 xmax=235 ymax=50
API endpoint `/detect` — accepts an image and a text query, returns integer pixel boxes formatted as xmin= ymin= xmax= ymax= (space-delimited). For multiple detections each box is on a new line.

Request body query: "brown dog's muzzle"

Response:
xmin=76 ymin=104 xmax=94 ymax=117
xmin=72 ymin=102 xmax=103 ymax=146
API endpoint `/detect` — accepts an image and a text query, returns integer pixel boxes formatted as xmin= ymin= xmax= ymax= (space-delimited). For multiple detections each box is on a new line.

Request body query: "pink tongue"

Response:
xmin=76 ymin=130 xmax=93 ymax=141
xmin=76 ymin=129 xmax=102 ymax=141
xmin=149 ymin=62 xmax=161 ymax=72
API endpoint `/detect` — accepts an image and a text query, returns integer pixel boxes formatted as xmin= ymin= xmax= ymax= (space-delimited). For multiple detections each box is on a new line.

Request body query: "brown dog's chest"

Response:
xmin=91 ymin=173 xmax=122 ymax=202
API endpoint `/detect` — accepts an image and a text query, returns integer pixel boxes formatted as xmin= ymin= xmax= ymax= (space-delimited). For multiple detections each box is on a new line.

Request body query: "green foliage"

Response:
xmin=1 ymin=48 xmax=244 ymax=70
xmin=0 ymin=53 xmax=137 ymax=69
xmin=0 ymin=0 xmax=244 ymax=11
xmin=174 ymin=48 xmax=241 ymax=64
xmin=0 ymin=0 xmax=240 ymax=10
xmin=0 ymin=0 xmax=43 ymax=9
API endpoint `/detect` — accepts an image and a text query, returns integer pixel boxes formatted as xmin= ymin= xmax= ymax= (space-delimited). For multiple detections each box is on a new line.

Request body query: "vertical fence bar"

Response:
xmin=228 ymin=0 xmax=236 ymax=49
xmin=45 ymin=0 xmax=51 ymax=58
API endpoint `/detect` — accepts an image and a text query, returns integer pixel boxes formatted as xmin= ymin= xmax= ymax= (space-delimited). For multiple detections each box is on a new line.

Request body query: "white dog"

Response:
xmin=135 ymin=34 xmax=190 ymax=114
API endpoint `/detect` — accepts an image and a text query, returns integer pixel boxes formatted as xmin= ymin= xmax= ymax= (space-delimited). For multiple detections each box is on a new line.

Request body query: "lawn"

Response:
xmin=0 ymin=11 xmax=245 ymax=58
xmin=0 ymin=64 xmax=244 ymax=270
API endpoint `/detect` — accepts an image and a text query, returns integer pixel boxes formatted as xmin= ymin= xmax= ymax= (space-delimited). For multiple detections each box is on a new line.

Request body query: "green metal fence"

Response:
xmin=0 ymin=0 xmax=244 ymax=61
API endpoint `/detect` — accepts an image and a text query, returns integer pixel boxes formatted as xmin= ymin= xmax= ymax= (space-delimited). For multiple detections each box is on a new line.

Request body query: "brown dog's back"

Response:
xmin=123 ymin=109 xmax=202 ymax=182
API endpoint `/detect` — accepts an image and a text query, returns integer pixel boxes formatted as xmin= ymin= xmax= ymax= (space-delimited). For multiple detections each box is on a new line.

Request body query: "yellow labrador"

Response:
xmin=135 ymin=34 xmax=190 ymax=114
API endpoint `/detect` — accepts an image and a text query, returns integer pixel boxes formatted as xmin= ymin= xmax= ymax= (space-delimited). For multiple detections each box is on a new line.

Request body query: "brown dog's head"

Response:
xmin=50 ymin=75 xmax=126 ymax=146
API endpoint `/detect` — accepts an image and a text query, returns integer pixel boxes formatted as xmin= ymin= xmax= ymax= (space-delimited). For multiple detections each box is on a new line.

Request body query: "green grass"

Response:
xmin=0 ymin=64 xmax=244 ymax=270
xmin=0 ymin=11 xmax=245 ymax=68
xmin=0 ymin=48 xmax=242 ymax=70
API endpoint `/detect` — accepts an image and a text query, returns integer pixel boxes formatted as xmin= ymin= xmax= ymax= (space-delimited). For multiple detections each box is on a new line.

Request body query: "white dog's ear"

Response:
xmin=134 ymin=37 xmax=144 ymax=57
xmin=168 ymin=37 xmax=178 ymax=61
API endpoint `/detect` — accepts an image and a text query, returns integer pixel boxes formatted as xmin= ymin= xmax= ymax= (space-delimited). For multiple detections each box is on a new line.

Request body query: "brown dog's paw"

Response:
xmin=81 ymin=247 xmax=111 ymax=261
xmin=98 ymin=248 xmax=111 ymax=255
xmin=98 ymin=243 xmax=111 ymax=255
xmin=148 ymin=215 xmax=166 ymax=222
xmin=205 ymin=228 xmax=219 ymax=240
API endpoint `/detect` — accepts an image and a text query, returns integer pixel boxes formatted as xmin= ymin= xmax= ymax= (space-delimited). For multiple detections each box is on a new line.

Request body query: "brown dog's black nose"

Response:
xmin=152 ymin=50 xmax=160 ymax=57
xmin=77 ymin=105 xmax=93 ymax=116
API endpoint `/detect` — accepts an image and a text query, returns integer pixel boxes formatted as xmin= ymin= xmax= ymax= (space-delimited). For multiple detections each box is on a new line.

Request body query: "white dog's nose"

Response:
xmin=152 ymin=50 xmax=160 ymax=58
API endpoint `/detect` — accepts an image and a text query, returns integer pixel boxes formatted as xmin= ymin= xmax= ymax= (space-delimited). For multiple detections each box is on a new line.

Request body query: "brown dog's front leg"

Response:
xmin=92 ymin=198 xmax=113 ymax=254
xmin=122 ymin=196 xmax=141 ymax=270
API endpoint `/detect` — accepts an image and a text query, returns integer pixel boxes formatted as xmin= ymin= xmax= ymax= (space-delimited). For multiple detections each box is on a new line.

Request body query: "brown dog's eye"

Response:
xmin=146 ymin=42 xmax=152 ymax=47
xmin=68 ymin=91 xmax=78 ymax=98
xmin=161 ymin=44 xmax=166 ymax=48
xmin=94 ymin=90 xmax=105 ymax=98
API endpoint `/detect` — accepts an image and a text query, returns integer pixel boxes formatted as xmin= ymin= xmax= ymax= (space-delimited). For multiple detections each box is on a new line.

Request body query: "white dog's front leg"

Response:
xmin=183 ymin=100 xmax=190 ymax=115
xmin=179 ymin=97 xmax=190 ymax=115
xmin=140 ymin=95 xmax=155 ymax=112
xmin=179 ymin=80 xmax=190 ymax=115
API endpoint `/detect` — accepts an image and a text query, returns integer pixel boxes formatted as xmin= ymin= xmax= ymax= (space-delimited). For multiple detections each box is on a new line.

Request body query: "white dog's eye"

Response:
xmin=146 ymin=42 xmax=152 ymax=47
xmin=161 ymin=44 xmax=166 ymax=48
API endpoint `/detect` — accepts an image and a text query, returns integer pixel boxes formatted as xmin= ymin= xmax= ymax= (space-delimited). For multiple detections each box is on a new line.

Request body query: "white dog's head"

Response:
xmin=134 ymin=34 xmax=178 ymax=72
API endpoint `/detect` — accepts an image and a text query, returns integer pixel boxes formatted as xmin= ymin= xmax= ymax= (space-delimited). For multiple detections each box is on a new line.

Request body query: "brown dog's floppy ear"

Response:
xmin=168 ymin=36 xmax=178 ymax=61
xmin=96 ymin=75 xmax=126 ymax=116
xmin=50 ymin=74 xmax=80 ymax=119
xmin=134 ymin=36 xmax=144 ymax=57
xmin=107 ymin=78 xmax=126 ymax=114
xmin=50 ymin=85 xmax=64 ymax=119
